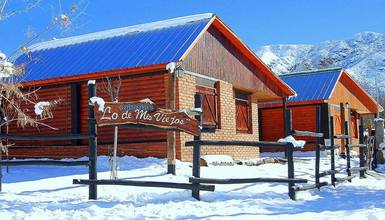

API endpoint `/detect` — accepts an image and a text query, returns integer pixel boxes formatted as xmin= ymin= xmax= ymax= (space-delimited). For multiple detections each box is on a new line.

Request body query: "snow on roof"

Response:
xmin=30 ymin=13 xmax=214 ymax=52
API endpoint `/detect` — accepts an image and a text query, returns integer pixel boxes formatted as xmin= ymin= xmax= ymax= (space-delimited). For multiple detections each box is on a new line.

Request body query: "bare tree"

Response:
xmin=0 ymin=1 xmax=87 ymax=156
xmin=100 ymin=76 xmax=121 ymax=179
xmin=0 ymin=0 xmax=43 ymax=21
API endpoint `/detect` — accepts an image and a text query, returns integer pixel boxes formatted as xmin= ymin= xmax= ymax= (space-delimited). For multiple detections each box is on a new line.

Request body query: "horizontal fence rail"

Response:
xmin=292 ymin=130 xmax=324 ymax=138
xmin=189 ymin=177 xmax=307 ymax=184
xmin=1 ymin=160 xmax=89 ymax=166
xmin=334 ymin=134 xmax=351 ymax=139
xmin=0 ymin=134 xmax=90 ymax=141
xmin=73 ymin=179 xmax=215 ymax=191
xmin=185 ymin=140 xmax=292 ymax=148
xmin=186 ymin=136 xmax=299 ymax=200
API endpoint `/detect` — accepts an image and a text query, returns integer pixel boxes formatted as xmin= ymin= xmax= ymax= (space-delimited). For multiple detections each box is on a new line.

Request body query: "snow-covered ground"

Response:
xmin=1 ymin=155 xmax=385 ymax=219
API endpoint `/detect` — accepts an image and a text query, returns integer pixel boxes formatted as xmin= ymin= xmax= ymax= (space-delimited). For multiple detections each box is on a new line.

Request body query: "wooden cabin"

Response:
xmin=259 ymin=68 xmax=380 ymax=152
xmin=7 ymin=13 xmax=294 ymax=161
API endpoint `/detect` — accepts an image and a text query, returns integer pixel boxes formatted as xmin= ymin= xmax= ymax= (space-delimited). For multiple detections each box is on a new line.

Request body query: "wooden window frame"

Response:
xmin=235 ymin=90 xmax=252 ymax=134
xmin=196 ymin=84 xmax=220 ymax=132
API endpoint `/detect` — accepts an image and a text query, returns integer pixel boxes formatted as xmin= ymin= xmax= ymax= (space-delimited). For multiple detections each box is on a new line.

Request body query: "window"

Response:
xmin=235 ymin=90 xmax=251 ymax=134
xmin=196 ymin=85 xmax=219 ymax=131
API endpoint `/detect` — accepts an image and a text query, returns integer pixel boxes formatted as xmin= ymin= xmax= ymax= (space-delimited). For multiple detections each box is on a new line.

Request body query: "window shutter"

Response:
xmin=203 ymin=94 xmax=216 ymax=126
xmin=196 ymin=86 xmax=217 ymax=129
xmin=236 ymin=100 xmax=250 ymax=133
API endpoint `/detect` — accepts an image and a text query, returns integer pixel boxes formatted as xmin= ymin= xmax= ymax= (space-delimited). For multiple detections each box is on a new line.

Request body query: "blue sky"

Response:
xmin=1 ymin=0 xmax=385 ymax=55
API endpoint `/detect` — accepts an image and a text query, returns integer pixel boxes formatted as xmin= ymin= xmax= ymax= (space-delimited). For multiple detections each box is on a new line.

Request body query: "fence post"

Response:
xmin=330 ymin=116 xmax=336 ymax=187
xmin=192 ymin=94 xmax=202 ymax=200
xmin=344 ymin=121 xmax=352 ymax=182
xmin=359 ymin=117 xmax=365 ymax=178
xmin=0 ymin=97 xmax=3 ymax=192
xmin=374 ymin=118 xmax=384 ymax=169
xmin=88 ymin=80 xmax=98 ymax=200
xmin=0 ymin=145 xmax=2 ymax=192
xmin=287 ymin=142 xmax=295 ymax=200
xmin=315 ymin=106 xmax=321 ymax=189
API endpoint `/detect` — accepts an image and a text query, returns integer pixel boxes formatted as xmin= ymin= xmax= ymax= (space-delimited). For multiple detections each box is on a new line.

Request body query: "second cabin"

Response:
xmin=259 ymin=68 xmax=380 ymax=152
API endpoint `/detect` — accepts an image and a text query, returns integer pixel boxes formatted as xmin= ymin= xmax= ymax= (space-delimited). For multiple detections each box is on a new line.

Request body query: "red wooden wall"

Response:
xmin=259 ymin=105 xmax=317 ymax=152
xmin=5 ymin=85 xmax=72 ymax=146
xmin=5 ymin=72 xmax=169 ymax=159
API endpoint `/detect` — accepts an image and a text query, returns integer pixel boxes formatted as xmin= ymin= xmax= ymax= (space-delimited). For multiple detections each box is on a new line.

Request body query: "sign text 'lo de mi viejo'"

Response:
xmin=93 ymin=101 xmax=200 ymax=136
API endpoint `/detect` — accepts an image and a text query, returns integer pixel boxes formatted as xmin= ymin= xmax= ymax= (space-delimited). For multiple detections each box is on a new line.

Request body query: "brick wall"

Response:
xmin=176 ymin=74 xmax=259 ymax=161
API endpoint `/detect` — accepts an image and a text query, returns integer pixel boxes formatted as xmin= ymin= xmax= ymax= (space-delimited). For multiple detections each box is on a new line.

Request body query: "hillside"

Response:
xmin=255 ymin=32 xmax=385 ymax=99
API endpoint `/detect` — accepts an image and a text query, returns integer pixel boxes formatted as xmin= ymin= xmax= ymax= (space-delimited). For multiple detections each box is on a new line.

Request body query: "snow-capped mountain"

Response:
xmin=255 ymin=32 xmax=385 ymax=96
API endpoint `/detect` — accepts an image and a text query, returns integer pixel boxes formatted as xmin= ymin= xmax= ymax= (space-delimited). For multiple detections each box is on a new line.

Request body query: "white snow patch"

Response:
xmin=30 ymin=13 xmax=214 ymax=51
xmin=278 ymin=135 xmax=306 ymax=148
xmin=1 ymin=155 xmax=385 ymax=219
xmin=166 ymin=62 xmax=176 ymax=73
xmin=139 ymin=98 xmax=154 ymax=104
xmin=201 ymin=155 xmax=234 ymax=166
xmin=34 ymin=102 xmax=50 ymax=116
xmin=179 ymin=107 xmax=202 ymax=115
xmin=87 ymin=80 xmax=95 ymax=85
xmin=191 ymin=107 xmax=202 ymax=113
xmin=89 ymin=97 xmax=105 ymax=111
xmin=0 ymin=59 xmax=14 ymax=78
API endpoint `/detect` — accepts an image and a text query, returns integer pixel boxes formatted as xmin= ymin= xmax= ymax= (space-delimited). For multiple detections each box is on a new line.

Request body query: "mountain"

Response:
xmin=255 ymin=32 xmax=385 ymax=97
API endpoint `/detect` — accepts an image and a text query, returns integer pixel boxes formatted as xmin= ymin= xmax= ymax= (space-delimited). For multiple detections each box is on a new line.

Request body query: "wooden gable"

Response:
xmin=328 ymin=71 xmax=378 ymax=114
xmin=182 ymin=19 xmax=293 ymax=102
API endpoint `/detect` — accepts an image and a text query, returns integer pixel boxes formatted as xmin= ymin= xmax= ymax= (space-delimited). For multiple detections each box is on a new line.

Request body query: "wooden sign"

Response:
xmin=94 ymin=101 xmax=200 ymax=136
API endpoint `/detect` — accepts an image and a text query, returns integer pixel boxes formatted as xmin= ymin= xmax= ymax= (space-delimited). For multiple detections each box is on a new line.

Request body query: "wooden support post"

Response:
xmin=0 ymin=144 xmax=2 ymax=192
xmin=320 ymin=103 xmax=330 ymax=141
xmin=367 ymin=119 xmax=373 ymax=170
xmin=374 ymin=118 xmax=384 ymax=169
xmin=71 ymin=83 xmax=81 ymax=146
xmin=167 ymin=72 xmax=176 ymax=175
xmin=346 ymin=103 xmax=352 ymax=182
xmin=287 ymin=143 xmax=296 ymax=200
xmin=0 ymin=96 xmax=3 ymax=192
xmin=88 ymin=80 xmax=98 ymax=200
xmin=283 ymin=98 xmax=288 ymax=135
xmin=315 ymin=106 xmax=321 ymax=189
xmin=330 ymin=116 xmax=336 ymax=187
xmin=284 ymin=108 xmax=292 ymax=158
xmin=192 ymin=94 xmax=202 ymax=200
xmin=285 ymin=109 xmax=292 ymax=136
xmin=339 ymin=103 xmax=346 ymax=155
xmin=344 ymin=121 xmax=352 ymax=182
xmin=283 ymin=98 xmax=288 ymax=158
xmin=359 ymin=117 xmax=365 ymax=178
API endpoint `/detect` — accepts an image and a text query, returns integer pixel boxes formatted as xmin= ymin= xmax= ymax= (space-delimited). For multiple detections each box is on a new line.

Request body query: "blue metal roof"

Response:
xmin=16 ymin=14 xmax=213 ymax=81
xmin=281 ymin=68 xmax=342 ymax=103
